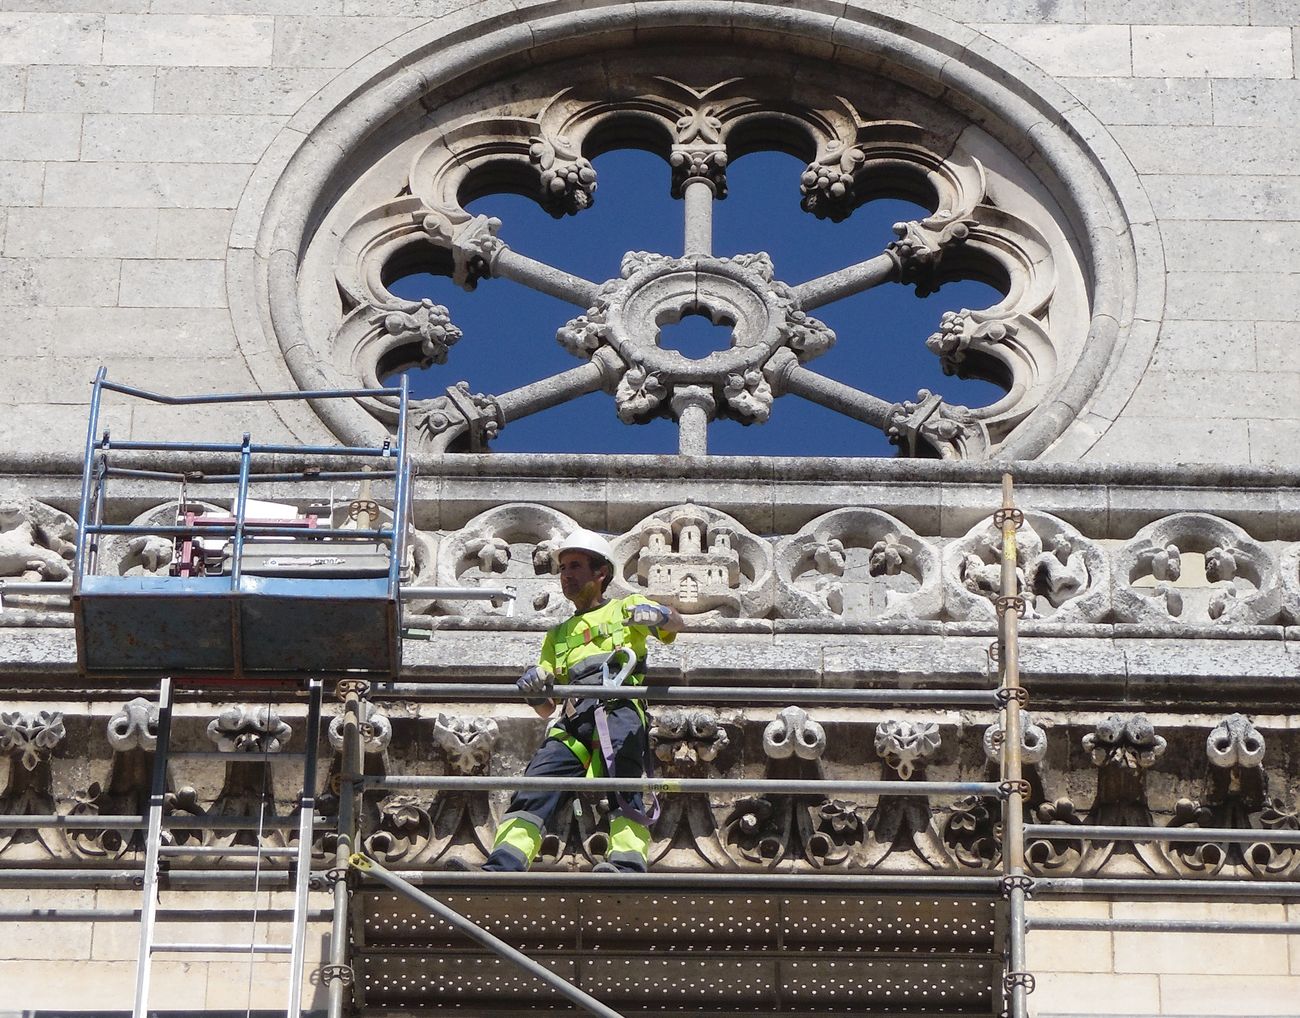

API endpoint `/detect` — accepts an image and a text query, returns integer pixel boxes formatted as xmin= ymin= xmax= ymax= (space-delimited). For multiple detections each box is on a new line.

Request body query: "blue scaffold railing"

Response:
xmin=72 ymin=368 xmax=412 ymax=681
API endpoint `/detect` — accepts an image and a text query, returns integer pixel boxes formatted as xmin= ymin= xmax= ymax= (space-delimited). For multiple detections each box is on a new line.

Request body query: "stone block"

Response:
xmin=102 ymin=14 xmax=274 ymax=66
xmin=1133 ymin=26 xmax=1292 ymax=77
xmin=0 ymin=0 xmax=145 ymax=9
xmin=1159 ymin=974 xmax=1300 ymax=1014
xmin=82 ymin=113 xmax=288 ymax=163
xmin=155 ymin=0 xmax=340 ymax=11
xmin=1256 ymin=320 xmax=1300 ymax=371
xmin=1162 ymin=220 xmax=1300 ymax=274
xmin=25 ymin=65 xmax=155 ymax=113
xmin=1112 ymin=900 xmax=1289 ymax=975
xmin=1249 ymin=420 xmax=1300 ymax=468
xmin=154 ymin=66 xmax=337 ymax=115
xmin=906 ymin=0 xmax=1085 ymax=18
xmin=272 ymin=15 xmax=427 ymax=67
xmin=0 ymin=161 xmax=40 ymax=205
xmin=682 ymin=636 xmax=817 ymax=685
xmin=1167 ymin=271 xmax=1300 ymax=322
xmin=119 ymin=258 xmax=226 ymax=308
xmin=0 ymin=12 xmax=103 ymax=64
xmin=3 ymin=356 xmax=259 ymax=403
xmin=1026 ymin=900 xmax=1112 ymax=974
xmin=3 ymin=305 xmax=238 ymax=357
xmin=1127 ymin=367 xmax=1300 ymax=421
xmin=1084 ymin=0 xmax=1253 ymax=21
xmin=0 ymin=256 xmax=120 ymax=307
xmin=205 ymin=956 xmax=330 ymax=1008
xmin=129 ymin=400 xmax=299 ymax=443
xmin=1213 ymin=78 xmax=1300 ymax=127
xmin=1113 ymin=126 xmax=1300 ymax=175
xmin=1146 ymin=174 xmax=1300 ymax=222
xmin=1085 ymin=417 xmax=1253 ymax=464
xmin=3 ymin=207 xmax=158 ymax=259
xmin=157 ymin=208 xmax=235 ymax=258
xmin=1061 ymin=76 xmax=1212 ymax=127
xmin=971 ymin=24 xmax=1131 ymax=77
xmin=0 ymin=65 xmax=21 ymax=111
xmin=1124 ymin=640 xmax=1297 ymax=690
xmin=1148 ymin=320 xmax=1243 ymax=373
xmin=1030 ymin=972 xmax=1161 ymax=1014
xmin=0 ymin=111 xmax=81 ymax=160
xmin=821 ymin=636 xmax=989 ymax=685
xmin=44 ymin=161 xmax=253 ymax=209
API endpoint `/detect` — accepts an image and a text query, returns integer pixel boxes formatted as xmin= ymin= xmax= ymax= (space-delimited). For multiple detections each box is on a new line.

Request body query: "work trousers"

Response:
xmin=482 ymin=699 xmax=651 ymax=872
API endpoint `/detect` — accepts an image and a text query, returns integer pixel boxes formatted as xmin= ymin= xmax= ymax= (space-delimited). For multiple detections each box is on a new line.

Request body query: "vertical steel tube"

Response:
xmin=327 ymin=682 xmax=362 ymax=1018
xmin=998 ymin=474 xmax=1029 ymax=1018
xmin=230 ymin=433 xmax=253 ymax=588
xmin=388 ymin=376 xmax=409 ymax=596
xmin=74 ymin=367 xmax=108 ymax=582
xmin=287 ymin=678 xmax=323 ymax=1017
xmin=132 ymin=677 xmax=174 ymax=1018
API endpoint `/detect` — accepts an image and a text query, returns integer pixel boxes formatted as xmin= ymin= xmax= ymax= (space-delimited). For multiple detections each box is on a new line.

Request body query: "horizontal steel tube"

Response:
xmin=99 ymin=380 xmax=401 ymax=405
xmin=0 ymin=908 xmax=331 ymax=922
xmin=374 ymin=682 xmax=999 ymax=707
xmin=1026 ymin=824 xmax=1300 ymax=845
xmin=105 ymin=467 xmax=395 ymax=483
xmin=399 ymin=587 xmax=516 ymax=601
xmin=375 ymin=871 xmax=1003 ymax=893
xmin=0 ymin=815 xmax=330 ymax=831
xmin=1037 ymin=877 xmax=1300 ymax=899
xmin=85 ymin=523 xmax=389 ymax=539
xmin=0 ymin=870 xmax=324 ymax=889
xmin=1029 ymin=917 xmax=1300 ymax=935
xmin=102 ymin=440 xmax=394 ymax=457
xmin=366 ymin=775 xmax=1002 ymax=796
xmin=153 ymin=942 xmax=291 ymax=954
xmin=168 ymin=750 xmax=307 ymax=759
xmin=158 ymin=845 xmax=300 ymax=857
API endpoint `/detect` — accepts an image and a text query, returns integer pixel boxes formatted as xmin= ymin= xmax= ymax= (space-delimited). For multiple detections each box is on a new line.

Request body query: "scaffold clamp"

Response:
xmin=999 ymin=779 xmax=1032 ymax=800
xmin=993 ymin=594 xmax=1027 ymax=617
xmin=993 ymin=507 xmax=1025 ymax=530
xmin=999 ymin=874 xmax=1035 ymax=898
xmin=336 ymin=678 xmax=371 ymax=701
xmin=995 ymin=686 xmax=1029 ymax=707
xmin=321 ymin=963 xmax=355 ymax=987
xmin=1004 ymin=971 xmax=1036 ymax=994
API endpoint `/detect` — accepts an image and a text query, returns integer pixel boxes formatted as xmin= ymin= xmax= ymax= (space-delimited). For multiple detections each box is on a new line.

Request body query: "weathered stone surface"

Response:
xmin=24 ymin=65 xmax=154 ymax=113
xmin=271 ymin=14 xmax=426 ymax=67
xmin=1132 ymin=26 xmax=1292 ymax=77
xmin=154 ymin=66 xmax=336 ymax=115
xmin=1062 ymin=76 xmax=1212 ymax=126
xmin=118 ymin=258 xmax=226 ymax=308
xmin=102 ymin=13 xmax=274 ymax=65
xmin=1162 ymin=220 xmax=1300 ymax=274
xmin=156 ymin=208 xmax=234 ymax=259
xmin=82 ymin=113 xmax=287 ymax=163
xmin=1146 ymin=174 xmax=1300 ymax=221
xmin=1113 ymin=125 xmax=1300 ymax=175
xmin=1087 ymin=418 xmax=1253 ymax=464
xmin=3 ymin=208 xmax=158 ymax=259
xmin=0 ymin=161 xmax=40 ymax=206
xmin=44 ymin=161 xmax=253 ymax=209
xmin=0 ymin=257 xmax=120 ymax=307
xmin=1167 ymin=272 xmax=1300 ymax=322
xmin=0 ymin=12 xmax=102 ymax=64
xmin=0 ymin=65 xmax=22 ymax=110
xmin=0 ymin=306 xmax=238 ymax=358
xmin=972 ymin=23 xmax=1131 ymax=76
xmin=0 ymin=111 xmax=80 ymax=159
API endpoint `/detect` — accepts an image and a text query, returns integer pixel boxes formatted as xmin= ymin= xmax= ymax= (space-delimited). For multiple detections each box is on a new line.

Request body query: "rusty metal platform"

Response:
xmin=353 ymin=887 xmax=1003 ymax=1014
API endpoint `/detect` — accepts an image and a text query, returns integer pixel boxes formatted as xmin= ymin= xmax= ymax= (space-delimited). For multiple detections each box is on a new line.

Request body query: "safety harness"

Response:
xmin=546 ymin=613 xmax=661 ymax=826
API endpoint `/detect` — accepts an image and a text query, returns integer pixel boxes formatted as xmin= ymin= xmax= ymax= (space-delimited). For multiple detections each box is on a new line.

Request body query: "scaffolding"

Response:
xmin=5 ymin=377 xmax=1300 ymax=1017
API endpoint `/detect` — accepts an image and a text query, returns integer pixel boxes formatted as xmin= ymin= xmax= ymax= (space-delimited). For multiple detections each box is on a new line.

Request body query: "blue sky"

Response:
xmin=389 ymin=149 xmax=1003 ymax=456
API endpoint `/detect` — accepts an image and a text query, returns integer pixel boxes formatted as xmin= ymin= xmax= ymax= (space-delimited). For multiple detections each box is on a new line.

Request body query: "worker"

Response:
xmin=452 ymin=528 xmax=683 ymax=873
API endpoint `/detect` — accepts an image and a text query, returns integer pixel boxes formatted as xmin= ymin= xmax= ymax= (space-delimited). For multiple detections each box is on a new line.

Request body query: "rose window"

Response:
xmin=299 ymin=55 xmax=1087 ymax=460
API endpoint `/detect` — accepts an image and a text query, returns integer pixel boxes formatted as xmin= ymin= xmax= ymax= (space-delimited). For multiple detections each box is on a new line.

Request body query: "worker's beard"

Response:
xmin=565 ymin=578 xmax=604 ymax=610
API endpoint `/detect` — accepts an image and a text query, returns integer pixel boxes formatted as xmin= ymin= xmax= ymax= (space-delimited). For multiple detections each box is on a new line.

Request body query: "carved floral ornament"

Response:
xmin=288 ymin=33 xmax=1101 ymax=460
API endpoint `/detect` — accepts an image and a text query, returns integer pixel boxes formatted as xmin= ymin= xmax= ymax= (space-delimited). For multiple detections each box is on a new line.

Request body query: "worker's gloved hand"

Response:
xmin=628 ymin=602 xmax=672 ymax=627
xmin=517 ymin=665 xmax=553 ymax=707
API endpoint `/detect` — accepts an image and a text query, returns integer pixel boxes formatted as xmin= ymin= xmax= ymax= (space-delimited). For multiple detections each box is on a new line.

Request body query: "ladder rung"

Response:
xmin=151 ymin=942 xmax=292 ymax=955
xmin=157 ymin=845 xmax=301 ymax=857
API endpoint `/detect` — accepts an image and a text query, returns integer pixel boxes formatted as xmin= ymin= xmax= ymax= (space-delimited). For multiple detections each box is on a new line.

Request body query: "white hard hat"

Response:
xmin=558 ymin=528 xmax=614 ymax=564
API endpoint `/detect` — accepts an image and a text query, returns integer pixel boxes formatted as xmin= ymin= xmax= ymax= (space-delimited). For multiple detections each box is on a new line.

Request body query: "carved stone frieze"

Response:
xmin=943 ymin=510 xmax=1109 ymax=622
xmin=433 ymin=503 xmax=578 ymax=618
xmin=774 ymin=508 xmax=941 ymax=621
xmin=1114 ymin=514 xmax=1281 ymax=625
xmin=328 ymin=701 xmax=393 ymax=755
xmin=609 ymin=504 xmax=773 ymax=620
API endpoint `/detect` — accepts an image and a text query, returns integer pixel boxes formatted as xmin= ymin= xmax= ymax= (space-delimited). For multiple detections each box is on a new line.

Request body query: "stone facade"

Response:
xmin=2 ymin=1 xmax=1300 ymax=1016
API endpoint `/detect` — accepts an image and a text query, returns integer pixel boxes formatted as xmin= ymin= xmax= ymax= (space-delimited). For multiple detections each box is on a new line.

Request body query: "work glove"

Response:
xmin=517 ymin=665 xmax=553 ymax=707
xmin=628 ymin=602 xmax=672 ymax=627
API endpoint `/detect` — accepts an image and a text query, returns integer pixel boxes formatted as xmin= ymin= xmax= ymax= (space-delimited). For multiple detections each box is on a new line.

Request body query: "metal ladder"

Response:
xmin=132 ymin=675 xmax=324 ymax=1018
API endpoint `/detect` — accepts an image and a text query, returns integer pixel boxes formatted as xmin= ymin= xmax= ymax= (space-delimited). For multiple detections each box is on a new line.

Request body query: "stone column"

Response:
xmin=672 ymin=385 xmax=716 ymax=456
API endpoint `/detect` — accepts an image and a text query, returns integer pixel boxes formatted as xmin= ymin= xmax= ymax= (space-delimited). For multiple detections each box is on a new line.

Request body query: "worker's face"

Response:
xmin=558 ymin=551 xmax=607 ymax=606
